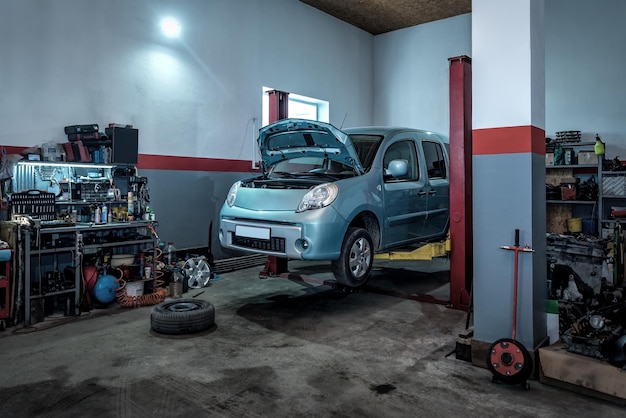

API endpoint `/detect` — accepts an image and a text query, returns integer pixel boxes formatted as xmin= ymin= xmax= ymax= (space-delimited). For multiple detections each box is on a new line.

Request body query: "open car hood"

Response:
xmin=258 ymin=119 xmax=364 ymax=175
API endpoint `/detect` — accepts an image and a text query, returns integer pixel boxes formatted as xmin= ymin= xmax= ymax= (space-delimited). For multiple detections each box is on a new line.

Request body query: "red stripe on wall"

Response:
xmin=3 ymin=146 xmax=27 ymax=155
xmin=137 ymin=154 xmax=257 ymax=172
xmin=1 ymin=146 xmax=258 ymax=173
xmin=473 ymin=125 xmax=545 ymax=155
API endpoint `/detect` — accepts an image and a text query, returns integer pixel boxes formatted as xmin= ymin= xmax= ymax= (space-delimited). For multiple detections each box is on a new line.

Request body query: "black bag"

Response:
xmin=64 ymin=124 xmax=99 ymax=135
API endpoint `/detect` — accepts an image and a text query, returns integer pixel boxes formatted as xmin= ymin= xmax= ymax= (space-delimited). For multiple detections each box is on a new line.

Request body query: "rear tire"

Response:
xmin=331 ymin=227 xmax=373 ymax=288
xmin=151 ymin=299 xmax=215 ymax=335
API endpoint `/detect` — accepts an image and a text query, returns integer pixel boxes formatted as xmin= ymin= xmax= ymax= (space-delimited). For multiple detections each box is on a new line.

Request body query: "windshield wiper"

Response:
xmin=270 ymin=171 xmax=297 ymax=178
xmin=297 ymin=172 xmax=340 ymax=181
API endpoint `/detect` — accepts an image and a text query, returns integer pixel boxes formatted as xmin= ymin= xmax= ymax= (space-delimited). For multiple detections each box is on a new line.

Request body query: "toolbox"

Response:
xmin=9 ymin=190 xmax=56 ymax=221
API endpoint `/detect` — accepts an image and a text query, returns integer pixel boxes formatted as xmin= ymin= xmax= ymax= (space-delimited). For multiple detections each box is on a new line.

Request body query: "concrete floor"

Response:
xmin=0 ymin=258 xmax=624 ymax=417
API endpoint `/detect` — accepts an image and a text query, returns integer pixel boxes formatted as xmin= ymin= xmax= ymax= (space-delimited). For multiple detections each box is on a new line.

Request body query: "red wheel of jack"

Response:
xmin=487 ymin=337 xmax=533 ymax=386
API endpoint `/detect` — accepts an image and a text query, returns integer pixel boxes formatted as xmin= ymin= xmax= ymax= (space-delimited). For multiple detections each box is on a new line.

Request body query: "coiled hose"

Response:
xmin=115 ymin=247 xmax=168 ymax=308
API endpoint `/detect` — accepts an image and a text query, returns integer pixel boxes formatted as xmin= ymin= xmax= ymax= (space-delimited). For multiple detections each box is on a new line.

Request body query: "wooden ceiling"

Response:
xmin=300 ymin=0 xmax=471 ymax=35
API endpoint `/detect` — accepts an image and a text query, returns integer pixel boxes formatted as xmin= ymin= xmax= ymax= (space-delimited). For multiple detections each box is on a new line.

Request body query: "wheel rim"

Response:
xmin=348 ymin=236 xmax=372 ymax=278
xmin=164 ymin=301 xmax=202 ymax=312
xmin=183 ymin=257 xmax=212 ymax=289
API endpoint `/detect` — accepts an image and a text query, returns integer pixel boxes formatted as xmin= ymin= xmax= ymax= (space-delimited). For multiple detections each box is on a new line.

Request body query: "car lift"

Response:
xmin=374 ymin=236 xmax=451 ymax=262
xmin=260 ymin=57 xmax=473 ymax=312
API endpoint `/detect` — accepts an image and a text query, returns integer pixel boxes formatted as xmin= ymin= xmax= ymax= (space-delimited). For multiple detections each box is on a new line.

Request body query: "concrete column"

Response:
xmin=472 ymin=0 xmax=547 ymax=351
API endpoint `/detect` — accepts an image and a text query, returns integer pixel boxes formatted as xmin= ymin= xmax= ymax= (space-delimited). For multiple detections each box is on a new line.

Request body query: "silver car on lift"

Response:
xmin=219 ymin=118 xmax=450 ymax=287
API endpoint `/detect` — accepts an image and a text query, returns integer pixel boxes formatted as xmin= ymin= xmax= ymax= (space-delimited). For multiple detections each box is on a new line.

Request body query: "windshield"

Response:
xmin=269 ymin=156 xmax=356 ymax=179
xmin=267 ymin=134 xmax=383 ymax=177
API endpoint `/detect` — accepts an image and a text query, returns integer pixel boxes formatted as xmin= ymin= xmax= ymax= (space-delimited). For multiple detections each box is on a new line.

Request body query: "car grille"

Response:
xmin=233 ymin=235 xmax=286 ymax=253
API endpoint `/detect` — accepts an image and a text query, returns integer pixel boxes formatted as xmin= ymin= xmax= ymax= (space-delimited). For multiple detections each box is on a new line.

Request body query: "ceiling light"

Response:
xmin=160 ymin=18 xmax=181 ymax=37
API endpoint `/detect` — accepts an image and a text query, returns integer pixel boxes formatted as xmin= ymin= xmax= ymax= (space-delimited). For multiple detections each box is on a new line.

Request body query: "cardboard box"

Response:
xmin=539 ymin=343 xmax=626 ymax=402
xmin=578 ymin=150 xmax=598 ymax=165
xmin=560 ymin=184 xmax=577 ymax=200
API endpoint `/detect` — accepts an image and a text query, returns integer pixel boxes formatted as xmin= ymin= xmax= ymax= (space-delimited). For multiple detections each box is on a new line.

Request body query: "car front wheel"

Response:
xmin=331 ymin=227 xmax=373 ymax=287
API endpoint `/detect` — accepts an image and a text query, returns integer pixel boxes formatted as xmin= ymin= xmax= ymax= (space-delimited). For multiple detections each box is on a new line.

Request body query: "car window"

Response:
xmin=383 ymin=140 xmax=419 ymax=181
xmin=348 ymin=134 xmax=383 ymax=171
xmin=423 ymin=141 xmax=447 ymax=179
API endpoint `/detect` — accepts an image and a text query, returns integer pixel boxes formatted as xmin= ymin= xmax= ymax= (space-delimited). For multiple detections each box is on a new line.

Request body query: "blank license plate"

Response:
xmin=236 ymin=225 xmax=270 ymax=240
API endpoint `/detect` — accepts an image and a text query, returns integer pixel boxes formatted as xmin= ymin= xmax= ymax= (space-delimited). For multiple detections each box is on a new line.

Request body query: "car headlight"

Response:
xmin=296 ymin=183 xmax=338 ymax=213
xmin=226 ymin=181 xmax=240 ymax=207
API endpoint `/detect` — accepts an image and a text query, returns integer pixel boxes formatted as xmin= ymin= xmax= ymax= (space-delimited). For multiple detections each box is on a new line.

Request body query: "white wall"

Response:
xmin=372 ymin=14 xmax=472 ymax=136
xmin=472 ymin=0 xmax=545 ymax=131
xmin=545 ymin=0 xmax=626 ymax=157
xmin=0 ymin=0 xmax=374 ymax=161
xmin=0 ymin=0 xmax=374 ymax=253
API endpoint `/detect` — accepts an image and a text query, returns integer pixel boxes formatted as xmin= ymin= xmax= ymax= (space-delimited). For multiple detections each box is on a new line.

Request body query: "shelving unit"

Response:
xmin=11 ymin=160 xmax=150 ymax=224
xmin=545 ymin=141 xmax=601 ymax=235
xmin=0 ymin=253 xmax=11 ymax=330
xmin=22 ymin=220 xmax=158 ymax=325
xmin=598 ymin=170 xmax=626 ymax=237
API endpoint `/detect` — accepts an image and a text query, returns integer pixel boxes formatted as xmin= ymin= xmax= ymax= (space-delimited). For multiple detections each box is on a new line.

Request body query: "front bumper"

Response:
xmin=219 ymin=207 xmax=347 ymax=260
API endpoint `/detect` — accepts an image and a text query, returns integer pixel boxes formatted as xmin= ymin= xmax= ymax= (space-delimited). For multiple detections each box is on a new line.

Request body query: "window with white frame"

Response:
xmin=262 ymin=87 xmax=329 ymax=126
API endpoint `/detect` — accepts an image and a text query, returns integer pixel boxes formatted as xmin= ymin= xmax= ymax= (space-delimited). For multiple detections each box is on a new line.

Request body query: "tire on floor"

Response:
xmin=151 ymin=299 xmax=215 ymax=335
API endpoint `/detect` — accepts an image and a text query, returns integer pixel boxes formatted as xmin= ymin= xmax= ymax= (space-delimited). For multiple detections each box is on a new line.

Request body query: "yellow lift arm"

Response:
xmin=375 ymin=235 xmax=451 ymax=261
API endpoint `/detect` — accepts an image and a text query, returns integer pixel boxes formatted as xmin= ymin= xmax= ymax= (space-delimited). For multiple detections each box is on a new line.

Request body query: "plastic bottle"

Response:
xmin=107 ymin=208 xmax=113 ymax=223
xmin=171 ymin=268 xmax=182 ymax=298
xmin=139 ymin=253 xmax=145 ymax=275
xmin=127 ymin=192 xmax=134 ymax=215
xmin=594 ymin=134 xmax=605 ymax=155
xmin=165 ymin=242 xmax=176 ymax=265
xmin=101 ymin=203 xmax=108 ymax=223
xmin=95 ymin=206 xmax=101 ymax=224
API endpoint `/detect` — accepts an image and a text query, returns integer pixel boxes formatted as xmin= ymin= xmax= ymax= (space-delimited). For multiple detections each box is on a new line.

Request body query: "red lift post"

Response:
xmin=448 ymin=55 xmax=473 ymax=310
xmin=260 ymin=90 xmax=290 ymax=277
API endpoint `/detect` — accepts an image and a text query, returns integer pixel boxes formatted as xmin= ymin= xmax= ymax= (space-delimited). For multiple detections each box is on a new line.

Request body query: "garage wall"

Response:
xmin=372 ymin=0 xmax=626 ymax=151
xmin=545 ymin=0 xmax=626 ymax=156
xmin=372 ymin=14 xmax=472 ymax=136
xmin=0 ymin=0 xmax=374 ymax=257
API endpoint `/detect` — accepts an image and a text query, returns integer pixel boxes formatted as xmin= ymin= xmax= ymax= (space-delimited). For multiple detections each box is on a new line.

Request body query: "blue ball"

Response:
xmin=93 ymin=274 xmax=118 ymax=304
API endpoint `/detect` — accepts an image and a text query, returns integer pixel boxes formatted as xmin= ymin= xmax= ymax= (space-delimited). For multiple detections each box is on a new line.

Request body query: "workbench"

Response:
xmin=6 ymin=220 xmax=157 ymax=325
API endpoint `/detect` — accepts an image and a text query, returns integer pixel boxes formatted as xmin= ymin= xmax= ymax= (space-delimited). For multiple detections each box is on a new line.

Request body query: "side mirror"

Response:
xmin=385 ymin=159 xmax=408 ymax=179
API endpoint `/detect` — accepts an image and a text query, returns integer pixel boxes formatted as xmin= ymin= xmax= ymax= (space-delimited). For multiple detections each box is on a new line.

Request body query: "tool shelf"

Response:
xmin=22 ymin=220 xmax=158 ymax=325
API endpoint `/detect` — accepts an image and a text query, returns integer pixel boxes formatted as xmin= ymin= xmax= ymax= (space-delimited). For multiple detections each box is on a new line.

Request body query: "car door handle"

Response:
xmin=429 ymin=190 xmax=436 ymax=195
xmin=418 ymin=190 xmax=427 ymax=196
